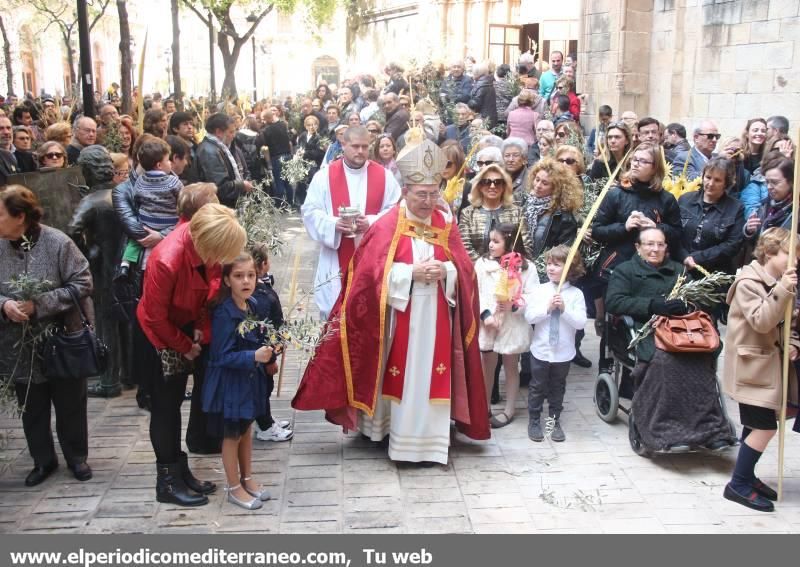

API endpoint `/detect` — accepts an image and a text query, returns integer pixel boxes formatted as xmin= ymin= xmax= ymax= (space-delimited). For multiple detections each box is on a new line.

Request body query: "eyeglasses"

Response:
xmin=475 ymin=160 xmax=495 ymax=167
xmin=368 ymin=129 xmax=381 ymax=134
xmin=503 ymin=153 xmax=523 ymax=160
xmin=445 ymin=161 xmax=453 ymax=168
xmin=479 ymin=178 xmax=504 ymax=187
xmin=558 ymin=157 xmax=578 ymax=165
xmin=697 ymin=132 xmax=721 ymax=140
xmin=631 ymin=157 xmax=654 ymax=166
xmin=115 ymin=169 xmax=130 ymax=176
xmin=409 ymin=191 xmax=440 ymax=201
xmin=44 ymin=152 xmax=64 ymax=159
xmin=555 ymin=131 xmax=568 ymax=138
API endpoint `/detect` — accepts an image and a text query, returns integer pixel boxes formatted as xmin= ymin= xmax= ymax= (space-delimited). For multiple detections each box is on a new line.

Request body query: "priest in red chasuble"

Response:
xmin=293 ymin=132 xmax=490 ymax=464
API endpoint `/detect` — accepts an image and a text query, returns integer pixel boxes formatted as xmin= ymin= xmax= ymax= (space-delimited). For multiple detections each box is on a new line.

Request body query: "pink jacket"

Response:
xmin=507 ymin=107 xmax=540 ymax=146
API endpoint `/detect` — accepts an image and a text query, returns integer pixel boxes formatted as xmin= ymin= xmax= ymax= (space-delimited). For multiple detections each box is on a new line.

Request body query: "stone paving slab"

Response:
xmin=2 ymin=213 xmax=800 ymax=534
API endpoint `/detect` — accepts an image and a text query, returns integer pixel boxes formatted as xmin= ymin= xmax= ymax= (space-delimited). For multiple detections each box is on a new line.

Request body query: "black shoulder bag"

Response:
xmin=41 ymin=287 xmax=108 ymax=380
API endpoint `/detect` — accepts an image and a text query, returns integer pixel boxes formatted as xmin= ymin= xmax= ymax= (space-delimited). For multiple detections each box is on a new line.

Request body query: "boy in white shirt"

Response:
xmin=524 ymin=245 xmax=587 ymax=442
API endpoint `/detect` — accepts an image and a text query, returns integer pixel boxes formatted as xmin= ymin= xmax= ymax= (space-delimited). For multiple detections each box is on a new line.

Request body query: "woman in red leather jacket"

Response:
xmin=137 ymin=203 xmax=246 ymax=507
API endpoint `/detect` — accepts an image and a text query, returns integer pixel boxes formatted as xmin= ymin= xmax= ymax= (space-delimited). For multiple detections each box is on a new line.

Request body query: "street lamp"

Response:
xmin=246 ymin=12 xmax=258 ymax=102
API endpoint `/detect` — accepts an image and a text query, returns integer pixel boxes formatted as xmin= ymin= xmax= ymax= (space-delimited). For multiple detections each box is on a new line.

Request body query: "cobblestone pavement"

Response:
xmin=2 ymin=214 xmax=800 ymax=534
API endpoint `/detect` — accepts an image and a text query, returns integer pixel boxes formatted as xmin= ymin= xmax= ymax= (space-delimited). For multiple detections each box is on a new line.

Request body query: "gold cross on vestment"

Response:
xmin=388 ymin=366 xmax=400 ymax=377
xmin=401 ymin=219 xmax=446 ymax=247
xmin=435 ymin=363 xmax=447 ymax=375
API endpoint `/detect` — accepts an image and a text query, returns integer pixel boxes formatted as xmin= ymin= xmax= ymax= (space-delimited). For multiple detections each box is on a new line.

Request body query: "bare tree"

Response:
xmin=116 ymin=0 xmax=132 ymax=113
xmin=29 ymin=0 xmax=111 ymax=90
xmin=0 ymin=15 xmax=13 ymax=96
xmin=183 ymin=0 xmax=335 ymax=100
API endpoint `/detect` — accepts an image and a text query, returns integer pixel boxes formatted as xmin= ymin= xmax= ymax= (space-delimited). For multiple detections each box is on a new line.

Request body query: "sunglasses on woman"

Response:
xmin=558 ymin=157 xmax=578 ymax=165
xmin=44 ymin=152 xmax=64 ymax=159
xmin=479 ymin=178 xmax=504 ymax=187
xmin=475 ymin=160 xmax=495 ymax=167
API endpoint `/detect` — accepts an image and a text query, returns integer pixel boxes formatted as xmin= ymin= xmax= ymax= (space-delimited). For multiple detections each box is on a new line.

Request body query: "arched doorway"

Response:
xmin=312 ymin=56 xmax=339 ymax=88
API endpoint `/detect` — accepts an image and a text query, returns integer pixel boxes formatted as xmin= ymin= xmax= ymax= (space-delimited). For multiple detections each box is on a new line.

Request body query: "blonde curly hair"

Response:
xmin=527 ymin=157 xmax=583 ymax=214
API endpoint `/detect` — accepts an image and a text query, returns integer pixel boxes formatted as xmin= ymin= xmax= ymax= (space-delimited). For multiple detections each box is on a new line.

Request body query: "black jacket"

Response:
xmin=0 ymin=149 xmax=17 ymax=185
xmin=66 ymin=143 xmax=82 ymax=165
xmin=297 ymin=133 xmax=325 ymax=168
xmin=591 ymin=180 xmax=682 ymax=275
xmin=588 ymin=154 xmax=621 ymax=181
xmin=605 ymin=255 xmax=683 ymax=362
xmin=253 ymin=275 xmax=284 ymax=328
xmin=196 ymin=137 xmax=245 ymax=208
xmin=468 ymin=75 xmax=497 ymax=128
xmin=13 ymin=150 xmax=37 ymax=173
xmin=112 ymin=174 xmax=147 ymax=241
xmin=531 ymin=210 xmax=579 ymax=258
xmin=676 ymin=190 xmax=744 ymax=274
xmin=257 ymin=121 xmax=292 ymax=158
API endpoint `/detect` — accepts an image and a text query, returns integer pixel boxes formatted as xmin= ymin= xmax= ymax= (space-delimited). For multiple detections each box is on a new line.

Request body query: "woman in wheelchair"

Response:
xmin=605 ymin=226 xmax=737 ymax=453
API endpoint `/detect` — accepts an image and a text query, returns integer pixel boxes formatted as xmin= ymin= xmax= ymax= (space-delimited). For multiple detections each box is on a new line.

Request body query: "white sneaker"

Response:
xmin=275 ymin=419 xmax=291 ymax=429
xmin=256 ymin=423 xmax=293 ymax=442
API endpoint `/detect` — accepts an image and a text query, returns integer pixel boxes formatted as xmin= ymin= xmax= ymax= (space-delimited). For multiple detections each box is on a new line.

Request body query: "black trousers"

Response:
xmin=15 ymin=377 xmax=88 ymax=467
xmin=185 ymin=349 xmax=221 ymax=454
xmin=255 ymin=374 xmax=276 ymax=430
xmin=528 ymin=357 xmax=571 ymax=419
xmin=149 ymin=369 xmax=189 ymax=464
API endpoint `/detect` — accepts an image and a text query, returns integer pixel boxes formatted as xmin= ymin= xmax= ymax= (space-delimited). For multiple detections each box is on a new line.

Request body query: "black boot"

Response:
xmin=179 ymin=451 xmax=216 ymax=495
xmin=156 ymin=463 xmax=209 ymax=507
xmin=572 ymin=330 xmax=592 ymax=368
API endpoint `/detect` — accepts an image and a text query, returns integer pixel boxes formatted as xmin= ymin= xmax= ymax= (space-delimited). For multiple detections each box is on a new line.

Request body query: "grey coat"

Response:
xmin=0 ymin=226 xmax=93 ymax=384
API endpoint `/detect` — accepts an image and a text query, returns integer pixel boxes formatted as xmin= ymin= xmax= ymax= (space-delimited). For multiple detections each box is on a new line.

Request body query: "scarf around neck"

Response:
xmin=206 ymin=134 xmax=242 ymax=182
xmin=764 ymin=196 xmax=792 ymax=229
xmin=524 ymin=194 xmax=553 ymax=231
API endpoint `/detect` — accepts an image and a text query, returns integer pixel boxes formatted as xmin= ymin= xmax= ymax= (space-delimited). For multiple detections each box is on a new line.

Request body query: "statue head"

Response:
xmin=77 ymin=144 xmax=115 ymax=188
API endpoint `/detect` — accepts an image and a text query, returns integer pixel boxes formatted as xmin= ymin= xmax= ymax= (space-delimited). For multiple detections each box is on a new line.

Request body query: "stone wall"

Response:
xmin=580 ymin=0 xmax=800 ymax=139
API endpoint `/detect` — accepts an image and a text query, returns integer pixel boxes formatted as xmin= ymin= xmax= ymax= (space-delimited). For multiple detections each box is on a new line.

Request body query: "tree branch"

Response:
xmin=241 ymin=5 xmax=273 ymax=44
xmin=89 ymin=0 xmax=112 ymax=30
xmin=181 ymin=0 xmax=209 ymax=27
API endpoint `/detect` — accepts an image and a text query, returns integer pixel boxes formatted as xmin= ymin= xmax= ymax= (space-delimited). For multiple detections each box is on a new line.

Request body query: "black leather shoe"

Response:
xmin=179 ymin=452 xmax=216 ymax=495
xmin=25 ymin=462 xmax=58 ymax=487
xmin=723 ymin=483 xmax=774 ymax=512
xmin=69 ymin=462 xmax=93 ymax=481
xmin=572 ymin=351 xmax=592 ymax=368
xmin=752 ymin=478 xmax=778 ymax=501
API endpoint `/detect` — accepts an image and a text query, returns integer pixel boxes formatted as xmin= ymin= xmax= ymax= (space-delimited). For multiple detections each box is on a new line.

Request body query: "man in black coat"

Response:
xmin=196 ymin=113 xmax=254 ymax=208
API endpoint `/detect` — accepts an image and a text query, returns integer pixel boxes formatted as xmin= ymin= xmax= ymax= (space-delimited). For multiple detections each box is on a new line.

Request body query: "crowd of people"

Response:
xmin=0 ymin=50 xmax=798 ymax=517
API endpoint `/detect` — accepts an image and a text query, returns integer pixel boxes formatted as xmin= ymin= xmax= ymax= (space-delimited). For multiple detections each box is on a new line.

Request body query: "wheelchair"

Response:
xmin=592 ymin=313 xmax=737 ymax=457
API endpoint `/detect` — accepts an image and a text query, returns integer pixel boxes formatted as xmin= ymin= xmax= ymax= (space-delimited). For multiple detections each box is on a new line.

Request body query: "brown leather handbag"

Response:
xmin=654 ymin=311 xmax=719 ymax=353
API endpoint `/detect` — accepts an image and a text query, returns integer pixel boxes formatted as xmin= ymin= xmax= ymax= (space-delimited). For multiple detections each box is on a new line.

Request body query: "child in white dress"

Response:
xmin=475 ymin=222 xmax=539 ymax=428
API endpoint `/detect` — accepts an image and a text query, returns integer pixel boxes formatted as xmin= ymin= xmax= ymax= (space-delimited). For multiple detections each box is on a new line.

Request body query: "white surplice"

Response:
xmin=358 ymin=205 xmax=458 ymax=464
xmin=301 ymin=160 xmax=401 ymax=319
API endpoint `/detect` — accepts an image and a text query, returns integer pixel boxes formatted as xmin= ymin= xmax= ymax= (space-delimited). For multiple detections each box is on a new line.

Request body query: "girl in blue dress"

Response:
xmin=203 ymin=253 xmax=275 ymax=510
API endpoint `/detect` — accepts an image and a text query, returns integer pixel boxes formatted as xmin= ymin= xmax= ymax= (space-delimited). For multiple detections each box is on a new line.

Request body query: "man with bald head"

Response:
xmin=679 ymin=120 xmax=719 ymax=180
xmin=67 ymin=117 xmax=97 ymax=165
xmin=301 ymin=125 xmax=401 ymax=318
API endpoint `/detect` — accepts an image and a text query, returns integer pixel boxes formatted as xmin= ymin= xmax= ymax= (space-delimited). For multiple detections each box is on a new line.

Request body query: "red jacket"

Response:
xmin=136 ymin=221 xmax=221 ymax=354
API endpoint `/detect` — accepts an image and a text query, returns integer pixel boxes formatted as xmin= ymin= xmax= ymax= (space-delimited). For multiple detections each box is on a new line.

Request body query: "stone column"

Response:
xmin=580 ymin=0 xmax=652 ymax=129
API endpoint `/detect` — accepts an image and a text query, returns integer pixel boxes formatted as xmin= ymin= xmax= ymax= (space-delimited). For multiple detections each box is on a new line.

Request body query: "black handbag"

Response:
xmin=40 ymin=287 xmax=108 ymax=380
